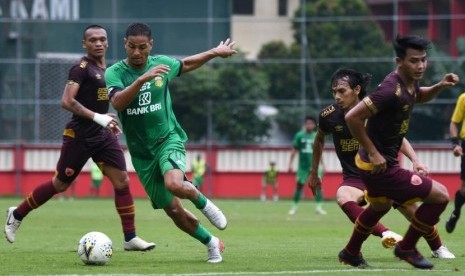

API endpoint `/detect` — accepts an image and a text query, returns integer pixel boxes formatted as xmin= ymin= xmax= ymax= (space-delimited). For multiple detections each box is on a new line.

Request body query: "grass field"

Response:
xmin=0 ymin=197 xmax=464 ymax=275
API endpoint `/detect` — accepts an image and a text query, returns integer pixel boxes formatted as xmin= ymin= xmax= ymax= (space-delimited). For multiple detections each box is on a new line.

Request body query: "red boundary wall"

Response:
xmin=0 ymin=144 xmax=461 ymax=199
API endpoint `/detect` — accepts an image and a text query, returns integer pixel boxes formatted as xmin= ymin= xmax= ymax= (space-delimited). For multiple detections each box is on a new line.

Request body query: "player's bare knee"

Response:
xmin=114 ymin=176 xmax=130 ymax=190
xmin=429 ymin=182 xmax=450 ymax=203
xmin=52 ymin=178 xmax=71 ymax=192
xmin=165 ymin=179 xmax=184 ymax=196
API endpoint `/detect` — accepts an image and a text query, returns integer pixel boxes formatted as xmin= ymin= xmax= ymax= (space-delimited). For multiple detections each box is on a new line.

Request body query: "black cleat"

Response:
xmin=394 ymin=245 xmax=434 ymax=269
xmin=445 ymin=213 xmax=459 ymax=233
xmin=338 ymin=249 xmax=370 ymax=268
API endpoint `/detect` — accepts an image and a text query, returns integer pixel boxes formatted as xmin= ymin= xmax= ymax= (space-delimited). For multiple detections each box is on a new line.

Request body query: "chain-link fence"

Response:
xmin=0 ymin=0 xmax=464 ymax=146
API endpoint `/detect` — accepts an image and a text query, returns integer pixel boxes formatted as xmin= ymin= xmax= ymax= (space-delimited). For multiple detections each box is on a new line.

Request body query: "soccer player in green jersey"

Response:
xmin=288 ymin=116 xmax=326 ymax=215
xmin=192 ymin=154 xmax=207 ymax=191
xmin=105 ymin=23 xmax=236 ymax=263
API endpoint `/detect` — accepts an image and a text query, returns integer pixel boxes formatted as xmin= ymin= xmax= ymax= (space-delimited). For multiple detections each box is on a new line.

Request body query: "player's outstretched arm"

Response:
xmin=181 ymin=38 xmax=237 ymax=74
xmin=418 ymin=73 xmax=459 ymax=103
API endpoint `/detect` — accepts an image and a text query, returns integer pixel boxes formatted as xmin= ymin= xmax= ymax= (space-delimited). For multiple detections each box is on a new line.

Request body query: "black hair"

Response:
xmin=304 ymin=116 xmax=316 ymax=124
xmin=83 ymin=24 xmax=105 ymax=40
xmin=330 ymin=67 xmax=372 ymax=99
xmin=393 ymin=34 xmax=430 ymax=59
xmin=125 ymin=22 xmax=152 ymax=39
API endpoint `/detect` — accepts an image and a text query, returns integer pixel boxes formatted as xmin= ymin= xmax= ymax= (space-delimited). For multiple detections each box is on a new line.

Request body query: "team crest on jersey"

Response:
xmin=321 ymin=105 xmax=335 ymax=118
xmin=139 ymin=92 xmax=151 ymax=106
xmin=95 ymin=74 xmax=102 ymax=80
xmin=334 ymin=125 xmax=343 ymax=132
xmin=80 ymin=61 xmax=88 ymax=68
xmin=154 ymin=76 xmax=163 ymax=87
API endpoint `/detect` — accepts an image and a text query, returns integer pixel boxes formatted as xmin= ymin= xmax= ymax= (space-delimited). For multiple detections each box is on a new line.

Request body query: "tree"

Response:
xmin=257 ymin=0 xmax=393 ymax=137
xmin=292 ymin=0 xmax=392 ymax=100
xmin=171 ymin=53 xmax=271 ymax=144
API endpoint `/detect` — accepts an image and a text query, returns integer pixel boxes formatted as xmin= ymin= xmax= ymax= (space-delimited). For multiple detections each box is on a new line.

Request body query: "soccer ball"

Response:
xmin=77 ymin=231 xmax=113 ymax=265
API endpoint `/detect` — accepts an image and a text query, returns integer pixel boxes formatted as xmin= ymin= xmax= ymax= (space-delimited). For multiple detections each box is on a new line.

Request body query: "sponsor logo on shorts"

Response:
xmin=410 ymin=174 xmax=422 ymax=185
xmin=65 ymin=167 xmax=75 ymax=177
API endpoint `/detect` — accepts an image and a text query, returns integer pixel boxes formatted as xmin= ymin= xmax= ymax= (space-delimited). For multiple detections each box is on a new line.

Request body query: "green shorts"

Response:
xmin=131 ymin=134 xmax=186 ymax=209
xmin=297 ymin=166 xmax=323 ymax=185
xmin=193 ymin=176 xmax=204 ymax=186
xmin=92 ymin=179 xmax=103 ymax=188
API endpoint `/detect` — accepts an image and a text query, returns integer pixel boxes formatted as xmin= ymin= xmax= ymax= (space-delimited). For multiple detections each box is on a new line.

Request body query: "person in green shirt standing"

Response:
xmin=105 ymin=23 xmax=236 ymax=263
xmin=90 ymin=162 xmax=104 ymax=197
xmin=261 ymin=161 xmax=279 ymax=202
xmin=288 ymin=116 xmax=326 ymax=215
xmin=192 ymin=154 xmax=207 ymax=191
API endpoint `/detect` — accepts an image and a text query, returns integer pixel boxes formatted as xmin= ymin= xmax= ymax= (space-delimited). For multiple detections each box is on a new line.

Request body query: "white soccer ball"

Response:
xmin=77 ymin=231 xmax=113 ymax=265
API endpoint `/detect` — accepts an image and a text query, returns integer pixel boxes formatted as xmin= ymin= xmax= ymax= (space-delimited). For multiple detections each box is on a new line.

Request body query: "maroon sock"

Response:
xmin=345 ymin=207 xmax=389 ymax=255
xmin=114 ymin=187 xmax=136 ymax=237
xmin=400 ymin=202 xmax=447 ymax=250
xmin=341 ymin=201 xmax=363 ymax=223
xmin=424 ymin=226 xmax=442 ymax=251
xmin=15 ymin=180 xmax=58 ymax=219
xmin=340 ymin=201 xmax=388 ymax=237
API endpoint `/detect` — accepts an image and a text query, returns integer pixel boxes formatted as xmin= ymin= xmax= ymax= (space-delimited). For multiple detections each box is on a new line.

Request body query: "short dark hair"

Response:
xmin=305 ymin=116 xmax=316 ymax=124
xmin=83 ymin=24 xmax=105 ymax=40
xmin=393 ymin=34 xmax=430 ymax=59
xmin=330 ymin=68 xmax=372 ymax=99
xmin=125 ymin=23 xmax=152 ymax=39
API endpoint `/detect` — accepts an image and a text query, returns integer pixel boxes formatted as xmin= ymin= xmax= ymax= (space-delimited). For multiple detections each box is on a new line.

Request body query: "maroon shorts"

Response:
xmin=340 ymin=177 xmax=366 ymax=191
xmin=360 ymin=166 xmax=432 ymax=205
xmin=55 ymin=130 xmax=126 ymax=183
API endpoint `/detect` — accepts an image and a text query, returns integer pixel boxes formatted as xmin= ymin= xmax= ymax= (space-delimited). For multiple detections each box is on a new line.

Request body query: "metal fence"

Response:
xmin=0 ymin=0 xmax=464 ymax=146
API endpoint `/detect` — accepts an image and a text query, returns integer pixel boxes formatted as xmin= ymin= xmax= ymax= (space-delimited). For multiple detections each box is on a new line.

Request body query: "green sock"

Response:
xmin=192 ymin=193 xmax=207 ymax=209
xmin=293 ymin=187 xmax=302 ymax=205
xmin=315 ymin=189 xmax=323 ymax=209
xmin=192 ymin=224 xmax=212 ymax=244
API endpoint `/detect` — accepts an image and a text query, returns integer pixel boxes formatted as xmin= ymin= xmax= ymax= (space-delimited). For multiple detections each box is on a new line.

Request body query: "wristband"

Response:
xmin=451 ymin=137 xmax=460 ymax=147
xmin=93 ymin=113 xmax=112 ymax=127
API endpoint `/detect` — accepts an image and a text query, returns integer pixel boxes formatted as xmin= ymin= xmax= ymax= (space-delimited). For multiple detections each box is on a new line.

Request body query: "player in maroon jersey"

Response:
xmin=308 ymin=67 xmax=454 ymax=257
xmin=338 ymin=35 xmax=459 ymax=269
xmin=4 ymin=25 xmax=155 ymax=252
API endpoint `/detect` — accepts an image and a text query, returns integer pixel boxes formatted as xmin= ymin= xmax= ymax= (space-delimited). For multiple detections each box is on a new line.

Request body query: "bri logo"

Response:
xmin=139 ymin=92 xmax=151 ymax=106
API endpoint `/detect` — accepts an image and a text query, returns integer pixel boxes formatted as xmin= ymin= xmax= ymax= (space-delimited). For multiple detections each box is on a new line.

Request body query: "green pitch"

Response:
xmin=0 ymin=197 xmax=463 ymax=275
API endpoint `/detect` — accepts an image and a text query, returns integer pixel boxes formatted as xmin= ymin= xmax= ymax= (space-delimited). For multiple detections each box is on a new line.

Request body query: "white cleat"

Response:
xmin=207 ymin=236 xmax=224 ymax=263
xmin=431 ymin=246 xmax=455 ymax=259
xmin=288 ymin=207 xmax=297 ymax=216
xmin=315 ymin=208 xmax=327 ymax=215
xmin=381 ymin=230 xmax=403 ymax=249
xmin=5 ymin=207 xmax=21 ymax=243
xmin=201 ymin=199 xmax=227 ymax=230
xmin=123 ymin=236 xmax=156 ymax=251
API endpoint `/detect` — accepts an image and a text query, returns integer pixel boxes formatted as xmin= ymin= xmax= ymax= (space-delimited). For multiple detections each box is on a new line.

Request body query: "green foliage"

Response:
xmin=257 ymin=0 xmax=394 ymax=138
xmin=0 ymin=198 xmax=462 ymax=275
xmin=171 ymin=53 xmax=271 ymax=144
xmin=293 ymin=0 xmax=392 ymax=99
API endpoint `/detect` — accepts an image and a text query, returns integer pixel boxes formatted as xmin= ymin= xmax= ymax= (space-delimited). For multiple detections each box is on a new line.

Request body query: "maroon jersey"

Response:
xmin=65 ymin=56 xmax=109 ymax=138
xmin=359 ymin=71 xmax=419 ymax=167
xmin=55 ymin=56 xmax=126 ymax=183
xmin=319 ymin=104 xmax=360 ymax=179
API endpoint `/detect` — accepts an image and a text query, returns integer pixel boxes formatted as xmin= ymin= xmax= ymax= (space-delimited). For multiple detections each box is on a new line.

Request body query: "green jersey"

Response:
xmin=264 ymin=168 xmax=278 ymax=184
xmin=105 ymin=55 xmax=187 ymax=159
xmin=292 ymin=129 xmax=316 ymax=171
